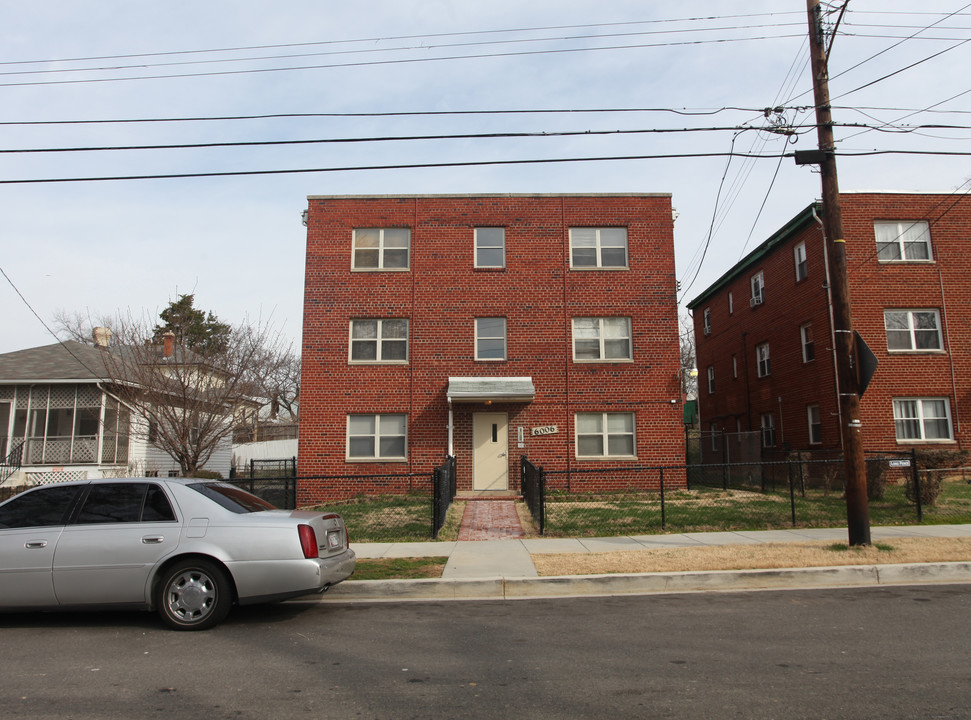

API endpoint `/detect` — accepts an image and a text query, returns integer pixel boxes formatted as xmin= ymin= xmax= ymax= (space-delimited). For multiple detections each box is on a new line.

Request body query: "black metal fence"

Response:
xmin=1 ymin=440 xmax=24 ymax=485
xmin=226 ymin=476 xmax=298 ymax=509
xmin=526 ymin=451 xmax=971 ymax=537
xmin=432 ymin=455 xmax=457 ymax=539
xmin=521 ymin=455 xmax=545 ymax=534
xmin=230 ymin=457 xmax=297 ymax=479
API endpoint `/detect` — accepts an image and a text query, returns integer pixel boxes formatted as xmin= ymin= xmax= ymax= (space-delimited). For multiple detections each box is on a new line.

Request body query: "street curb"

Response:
xmin=317 ymin=562 xmax=971 ymax=602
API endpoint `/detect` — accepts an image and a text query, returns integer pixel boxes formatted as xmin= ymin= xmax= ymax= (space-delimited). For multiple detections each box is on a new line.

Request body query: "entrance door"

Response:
xmin=472 ymin=413 xmax=509 ymax=491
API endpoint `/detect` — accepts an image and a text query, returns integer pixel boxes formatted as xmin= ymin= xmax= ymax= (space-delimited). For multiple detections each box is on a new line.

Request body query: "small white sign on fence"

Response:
xmin=888 ymin=459 xmax=911 ymax=468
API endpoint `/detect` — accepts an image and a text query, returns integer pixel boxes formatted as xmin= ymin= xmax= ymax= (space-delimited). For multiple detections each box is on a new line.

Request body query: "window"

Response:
xmin=756 ymin=342 xmax=771 ymax=377
xmin=0 ymin=484 xmax=82 ymax=529
xmin=750 ymin=271 xmax=765 ymax=306
xmin=703 ymin=308 xmax=711 ymax=336
xmin=893 ymin=398 xmax=952 ymax=442
xmin=884 ymin=310 xmax=942 ymax=352
xmin=732 ymin=355 xmax=738 ymax=379
xmin=794 ymin=242 xmax=808 ymax=281
xmin=347 ymin=414 xmax=407 ymax=460
xmin=801 ymin=324 xmax=815 ymax=363
xmin=75 ymin=483 xmax=175 ymax=524
xmin=352 ymin=228 xmax=410 ymax=270
xmin=475 ymin=318 xmax=507 ymax=361
xmin=707 ymin=366 xmax=715 ymax=394
xmin=760 ymin=413 xmax=776 ymax=448
xmin=475 ymin=228 xmax=505 ymax=268
xmin=350 ymin=319 xmax=409 ymax=363
xmin=875 ymin=220 xmax=931 ymax=262
xmin=807 ymin=405 xmax=822 ymax=445
xmin=728 ymin=292 xmax=734 ymax=315
xmin=569 ymin=228 xmax=628 ymax=268
xmin=572 ymin=317 xmax=632 ymax=361
xmin=575 ymin=412 xmax=635 ymax=458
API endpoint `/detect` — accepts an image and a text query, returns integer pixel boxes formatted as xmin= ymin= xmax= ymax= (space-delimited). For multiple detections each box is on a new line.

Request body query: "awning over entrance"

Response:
xmin=447 ymin=376 xmax=535 ymax=403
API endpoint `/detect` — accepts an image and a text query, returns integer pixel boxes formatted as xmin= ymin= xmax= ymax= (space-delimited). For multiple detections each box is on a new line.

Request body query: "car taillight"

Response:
xmin=298 ymin=524 xmax=318 ymax=559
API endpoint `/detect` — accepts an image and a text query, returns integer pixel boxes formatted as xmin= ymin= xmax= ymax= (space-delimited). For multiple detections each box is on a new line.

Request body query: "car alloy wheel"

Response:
xmin=157 ymin=559 xmax=232 ymax=631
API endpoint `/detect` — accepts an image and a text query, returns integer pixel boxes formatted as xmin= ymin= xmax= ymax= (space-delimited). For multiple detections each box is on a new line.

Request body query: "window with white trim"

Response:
xmin=475 ymin=227 xmax=505 ymax=268
xmin=728 ymin=292 xmax=734 ymax=315
xmin=572 ymin=317 xmax=632 ymax=361
xmin=794 ymin=241 xmax=808 ymax=281
xmin=349 ymin=319 xmax=408 ymax=363
xmin=807 ymin=405 xmax=822 ymax=445
xmin=569 ymin=228 xmax=628 ymax=268
xmin=750 ymin=271 xmax=765 ymax=306
xmin=347 ymin=414 xmax=407 ymax=460
xmin=801 ymin=323 xmax=815 ymax=363
xmin=475 ymin=318 xmax=507 ymax=361
xmin=352 ymin=228 xmax=410 ymax=270
xmin=884 ymin=309 xmax=942 ymax=352
xmin=703 ymin=307 xmax=711 ymax=336
xmin=575 ymin=412 xmax=635 ymax=458
xmin=893 ymin=398 xmax=952 ymax=442
xmin=760 ymin=413 xmax=776 ymax=448
xmin=707 ymin=365 xmax=715 ymax=394
xmin=756 ymin=342 xmax=771 ymax=377
xmin=875 ymin=220 xmax=931 ymax=262
xmin=732 ymin=354 xmax=738 ymax=379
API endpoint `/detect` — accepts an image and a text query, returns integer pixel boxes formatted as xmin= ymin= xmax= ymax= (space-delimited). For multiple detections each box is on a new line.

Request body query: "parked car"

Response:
xmin=0 ymin=478 xmax=355 ymax=630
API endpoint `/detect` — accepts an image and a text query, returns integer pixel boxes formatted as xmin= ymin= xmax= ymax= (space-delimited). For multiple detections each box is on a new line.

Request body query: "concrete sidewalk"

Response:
xmin=317 ymin=524 xmax=971 ymax=602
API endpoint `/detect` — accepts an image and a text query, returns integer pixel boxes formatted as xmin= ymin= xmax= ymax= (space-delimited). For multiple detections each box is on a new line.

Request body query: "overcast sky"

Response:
xmin=1 ymin=1 xmax=969 ymax=355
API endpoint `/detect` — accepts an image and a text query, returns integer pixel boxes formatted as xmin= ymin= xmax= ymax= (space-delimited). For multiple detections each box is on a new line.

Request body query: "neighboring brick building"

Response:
xmin=688 ymin=191 xmax=971 ymax=457
xmin=299 ymin=194 xmax=684 ymax=503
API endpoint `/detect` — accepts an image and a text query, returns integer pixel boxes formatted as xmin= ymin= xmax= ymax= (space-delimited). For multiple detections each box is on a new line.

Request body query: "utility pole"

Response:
xmin=805 ymin=0 xmax=871 ymax=545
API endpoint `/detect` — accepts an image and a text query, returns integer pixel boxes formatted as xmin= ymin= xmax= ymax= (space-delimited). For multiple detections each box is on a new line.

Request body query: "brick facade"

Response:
xmin=689 ymin=192 xmax=971 ymax=456
xmin=299 ymin=194 xmax=684 ymax=503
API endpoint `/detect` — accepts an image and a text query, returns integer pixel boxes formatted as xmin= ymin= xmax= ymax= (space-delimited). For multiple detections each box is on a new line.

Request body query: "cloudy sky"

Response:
xmin=1 ymin=1 xmax=969 ymax=355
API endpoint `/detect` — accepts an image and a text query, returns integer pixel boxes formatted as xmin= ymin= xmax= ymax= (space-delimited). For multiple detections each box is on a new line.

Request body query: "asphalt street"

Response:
xmin=2 ymin=585 xmax=969 ymax=719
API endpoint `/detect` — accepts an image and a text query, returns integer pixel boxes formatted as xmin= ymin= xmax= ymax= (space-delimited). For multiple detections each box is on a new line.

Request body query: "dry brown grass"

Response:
xmin=531 ymin=537 xmax=971 ymax=576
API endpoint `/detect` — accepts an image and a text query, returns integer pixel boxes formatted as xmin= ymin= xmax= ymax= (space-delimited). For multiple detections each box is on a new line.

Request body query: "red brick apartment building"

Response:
xmin=298 ymin=194 xmax=684 ymax=503
xmin=687 ymin=191 xmax=971 ymax=457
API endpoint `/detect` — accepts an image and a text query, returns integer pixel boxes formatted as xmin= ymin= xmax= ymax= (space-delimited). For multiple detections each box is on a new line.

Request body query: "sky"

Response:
xmin=1 ymin=1 xmax=969 ymax=355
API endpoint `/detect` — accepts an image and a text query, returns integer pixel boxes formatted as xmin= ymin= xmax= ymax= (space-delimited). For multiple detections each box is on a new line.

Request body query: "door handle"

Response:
xmin=498 ymin=452 xmax=507 ymax=458
xmin=25 ymin=541 xmax=47 ymax=549
xmin=142 ymin=536 xmax=165 ymax=544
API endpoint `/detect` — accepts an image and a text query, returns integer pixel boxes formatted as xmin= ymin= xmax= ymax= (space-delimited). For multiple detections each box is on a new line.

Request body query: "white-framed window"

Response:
xmin=884 ymin=309 xmax=942 ymax=352
xmin=760 ymin=413 xmax=776 ymax=448
xmin=801 ymin=323 xmax=815 ymax=363
xmin=575 ymin=412 xmax=636 ymax=458
xmin=569 ymin=228 xmax=628 ymax=269
xmin=893 ymin=398 xmax=952 ymax=442
xmin=750 ymin=271 xmax=765 ymax=306
xmin=756 ymin=342 xmax=771 ymax=377
xmin=807 ymin=405 xmax=822 ymax=445
xmin=352 ymin=228 xmax=410 ymax=270
xmin=349 ymin=319 xmax=408 ymax=363
xmin=346 ymin=413 xmax=407 ymax=460
xmin=703 ymin=307 xmax=711 ymax=336
xmin=475 ymin=318 xmax=507 ymax=361
xmin=572 ymin=317 xmax=633 ymax=361
xmin=875 ymin=220 xmax=932 ymax=262
xmin=728 ymin=292 xmax=734 ymax=315
xmin=707 ymin=365 xmax=715 ymax=394
xmin=475 ymin=227 xmax=505 ymax=268
xmin=794 ymin=241 xmax=808 ymax=281
xmin=732 ymin=354 xmax=738 ymax=379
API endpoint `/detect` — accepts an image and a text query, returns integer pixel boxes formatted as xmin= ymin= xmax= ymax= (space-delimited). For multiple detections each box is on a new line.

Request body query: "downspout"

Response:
xmin=447 ymin=397 xmax=454 ymax=456
xmin=814 ymin=205 xmax=844 ymax=449
xmin=939 ymin=267 xmax=960 ymax=437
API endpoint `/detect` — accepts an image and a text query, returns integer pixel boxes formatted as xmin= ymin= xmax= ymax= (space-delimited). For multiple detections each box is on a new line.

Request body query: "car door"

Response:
xmin=53 ymin=482 xmax=180 ymax=606
xmin=0 ymin=484 xmax=83 ymax=608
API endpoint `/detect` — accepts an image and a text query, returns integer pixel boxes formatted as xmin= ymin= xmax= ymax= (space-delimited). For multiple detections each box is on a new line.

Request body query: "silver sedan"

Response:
xmin=0 ymin=477 xmax=356 ymax=630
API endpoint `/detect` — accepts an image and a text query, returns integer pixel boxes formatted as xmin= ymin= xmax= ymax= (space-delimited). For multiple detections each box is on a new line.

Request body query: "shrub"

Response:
xmin=191 ymin=469 xmax=224 ymax=480
xmin=906 ymin=470 xmax=944 ymax=507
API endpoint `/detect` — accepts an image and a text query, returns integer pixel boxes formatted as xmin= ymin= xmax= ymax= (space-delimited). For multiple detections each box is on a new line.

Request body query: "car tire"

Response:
xmin=156 ymin=559 xmax=232 ymax=631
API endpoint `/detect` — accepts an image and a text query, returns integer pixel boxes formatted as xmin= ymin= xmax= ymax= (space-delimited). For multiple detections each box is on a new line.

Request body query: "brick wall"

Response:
xmin=299 ymin=194 xmax=684 ymax=503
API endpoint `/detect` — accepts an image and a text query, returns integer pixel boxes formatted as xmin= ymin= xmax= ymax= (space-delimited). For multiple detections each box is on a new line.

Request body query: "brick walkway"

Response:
xmin=456 ymin=500 xmax=524 ymax=541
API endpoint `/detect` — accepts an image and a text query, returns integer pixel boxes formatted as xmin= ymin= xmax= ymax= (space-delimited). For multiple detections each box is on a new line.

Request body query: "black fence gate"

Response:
xmin=432 ymin=455 xmax=457 ymax=539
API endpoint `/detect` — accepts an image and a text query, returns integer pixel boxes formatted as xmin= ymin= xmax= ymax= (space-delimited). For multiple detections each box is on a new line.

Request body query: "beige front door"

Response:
xmin=472 ymin=412 xmax=509 ymax=491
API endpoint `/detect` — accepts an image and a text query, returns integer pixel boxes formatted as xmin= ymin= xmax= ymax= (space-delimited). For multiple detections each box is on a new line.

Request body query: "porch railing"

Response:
xmin=1 ymin=440 xmax=24 ymax=484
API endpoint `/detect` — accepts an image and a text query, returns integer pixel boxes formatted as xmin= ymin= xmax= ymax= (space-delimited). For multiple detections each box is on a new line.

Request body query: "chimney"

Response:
xmin=163 ymin=331 xmax=175 ymax=358
xmin=92 ymin=327 xmax=112 ymax=348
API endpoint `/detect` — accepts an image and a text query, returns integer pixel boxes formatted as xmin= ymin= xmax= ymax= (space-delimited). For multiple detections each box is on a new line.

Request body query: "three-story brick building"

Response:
xmin=298 ymin=194 xmax=683 ymax=503
xmin=688 ymin=191 xmax=971 ymax=457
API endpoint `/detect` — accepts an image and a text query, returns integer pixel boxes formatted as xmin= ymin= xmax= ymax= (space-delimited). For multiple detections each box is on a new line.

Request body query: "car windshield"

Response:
xmin=188 ymin=482 xmax=277 ymax=514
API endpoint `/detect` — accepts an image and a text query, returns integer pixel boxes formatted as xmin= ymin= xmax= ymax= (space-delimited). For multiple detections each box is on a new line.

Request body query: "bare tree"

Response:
xmin=55 ymin=305 xmax=292 ymax=476
xmin=679 ymin=312 xmax=698 ymax=399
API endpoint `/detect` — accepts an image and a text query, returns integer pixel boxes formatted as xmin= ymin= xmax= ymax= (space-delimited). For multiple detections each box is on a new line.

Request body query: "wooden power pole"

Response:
xmin=805 ymin=0 xmax=871 ymax=545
